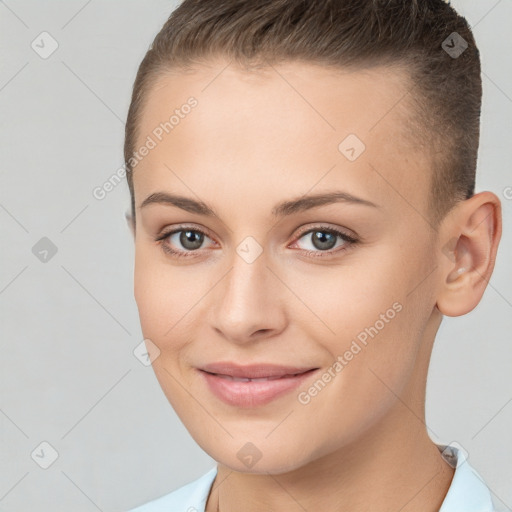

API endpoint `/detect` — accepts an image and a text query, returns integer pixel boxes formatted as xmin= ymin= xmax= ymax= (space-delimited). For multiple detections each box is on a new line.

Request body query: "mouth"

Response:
xmin=200 ymin=362 xmax=317 ymax=379
xmin=197 ymin=363 xmax=319 ymax=407
xmin=206 ymin=373 xmax=306 ymax=382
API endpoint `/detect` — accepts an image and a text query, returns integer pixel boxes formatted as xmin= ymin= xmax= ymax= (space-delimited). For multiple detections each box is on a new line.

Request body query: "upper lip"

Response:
xmin=199 ymin=362 xmax=317 ymax=379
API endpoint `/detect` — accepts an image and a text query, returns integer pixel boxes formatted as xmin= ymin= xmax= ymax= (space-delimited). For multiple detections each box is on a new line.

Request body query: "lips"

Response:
xmin=214 ymin=374 xmax=291 ymax=382
xmin=200 ymin=362 xmax=316 ymax=379
xmin=198 ymin=362 xmax=319 ymax=407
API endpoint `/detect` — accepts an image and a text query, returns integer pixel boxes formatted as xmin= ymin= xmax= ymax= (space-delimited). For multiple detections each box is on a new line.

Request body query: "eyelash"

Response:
xmin=154 ymin=224 xmax=358 ymax=260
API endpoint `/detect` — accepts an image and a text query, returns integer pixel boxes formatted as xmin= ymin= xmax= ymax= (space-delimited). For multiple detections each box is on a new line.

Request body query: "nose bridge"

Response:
xmin=223 ymin=244 xmax=270 ymax=312
xmin=212 ymin=242 xmax=282 ymax=340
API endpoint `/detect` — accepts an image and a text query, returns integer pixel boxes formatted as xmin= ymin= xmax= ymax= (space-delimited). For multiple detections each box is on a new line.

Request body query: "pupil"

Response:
xmin=313 ymin=231 xmax=336 ymax=250
xmin=181 ymin=230 xmax=203 ymax=250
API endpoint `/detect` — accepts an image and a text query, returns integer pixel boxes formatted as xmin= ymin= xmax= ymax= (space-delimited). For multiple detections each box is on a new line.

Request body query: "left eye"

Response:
xmin=293 ymin=228 xmax=356 ymax=254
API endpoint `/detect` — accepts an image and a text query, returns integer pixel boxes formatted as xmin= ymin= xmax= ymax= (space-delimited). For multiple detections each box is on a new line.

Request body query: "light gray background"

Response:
xmin=0 ymin=1 xmax=510 ymax=511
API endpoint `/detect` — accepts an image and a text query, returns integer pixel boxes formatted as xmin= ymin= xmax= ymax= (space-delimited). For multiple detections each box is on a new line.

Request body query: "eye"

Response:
xmin=292 ymin=226 xmax=358 ymax=257
xmin=155 ymin=225 xmax=215 ymax=258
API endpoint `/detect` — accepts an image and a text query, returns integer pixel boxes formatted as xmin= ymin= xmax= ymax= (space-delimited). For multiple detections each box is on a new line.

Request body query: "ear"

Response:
xmin=436 ymin=191 xmax=502 ymax=317
xmin=125 ymin=210 xmax=135 ymax=239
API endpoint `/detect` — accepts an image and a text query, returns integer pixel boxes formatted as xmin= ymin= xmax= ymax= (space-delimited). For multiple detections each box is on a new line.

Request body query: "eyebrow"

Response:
xmin=139 ymin=191 xmax=380 ymax=218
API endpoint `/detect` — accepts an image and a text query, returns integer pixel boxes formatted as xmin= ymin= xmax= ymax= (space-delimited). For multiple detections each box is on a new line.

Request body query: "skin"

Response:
xmin=128 ymin=59 xmax=502 ymax=511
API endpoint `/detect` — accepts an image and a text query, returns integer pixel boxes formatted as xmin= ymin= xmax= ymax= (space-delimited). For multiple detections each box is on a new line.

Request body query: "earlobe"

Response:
xmin=436 ymin=192 xmax=502 ymax=317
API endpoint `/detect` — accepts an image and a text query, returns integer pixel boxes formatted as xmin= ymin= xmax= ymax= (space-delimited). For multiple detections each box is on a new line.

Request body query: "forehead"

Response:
xmin=133 ymin=60 xmax=431 ymax=219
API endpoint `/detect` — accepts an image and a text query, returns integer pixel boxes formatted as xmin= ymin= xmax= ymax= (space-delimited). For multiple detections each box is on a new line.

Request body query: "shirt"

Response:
xmin=126 ymin=443 xmax=496 ymax=511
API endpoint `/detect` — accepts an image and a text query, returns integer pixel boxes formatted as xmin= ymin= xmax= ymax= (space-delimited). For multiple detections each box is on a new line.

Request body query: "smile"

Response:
xmin=198 ymin=365 xmax=319 ymax=408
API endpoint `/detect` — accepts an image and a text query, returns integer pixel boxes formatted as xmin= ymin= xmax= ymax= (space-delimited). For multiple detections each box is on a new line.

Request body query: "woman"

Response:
xmin=124 ymin=1 xmax=502 ymax=510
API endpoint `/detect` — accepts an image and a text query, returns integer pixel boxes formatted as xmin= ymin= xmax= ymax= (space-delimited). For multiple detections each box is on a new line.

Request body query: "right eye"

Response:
xmin=155 ymin=226 xmax=216 ymax=258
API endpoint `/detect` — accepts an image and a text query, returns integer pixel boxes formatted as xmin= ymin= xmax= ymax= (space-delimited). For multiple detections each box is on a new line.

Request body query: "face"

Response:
xmin=132 ymin=59 xmax=442 ymax=474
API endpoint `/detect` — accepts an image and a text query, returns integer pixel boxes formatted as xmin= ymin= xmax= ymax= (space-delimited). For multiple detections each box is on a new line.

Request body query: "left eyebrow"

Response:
xmin=272 ymin=191 xmax=380 ymax=217
xmin=139 ymin=190 xmax=380 ymax=218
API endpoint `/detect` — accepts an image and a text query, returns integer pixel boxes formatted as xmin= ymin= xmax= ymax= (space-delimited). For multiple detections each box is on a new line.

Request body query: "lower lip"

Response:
xmin=199 ymin=369 xmax=318 ymax=408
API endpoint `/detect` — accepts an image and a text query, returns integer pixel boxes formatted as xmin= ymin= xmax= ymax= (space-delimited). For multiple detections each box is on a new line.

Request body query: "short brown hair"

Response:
xmin=124 ymin=0 xmax=482 ymax=229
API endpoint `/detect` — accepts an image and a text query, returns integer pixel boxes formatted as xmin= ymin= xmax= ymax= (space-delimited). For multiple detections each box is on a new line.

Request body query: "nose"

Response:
xmin=209 ymin=248 xmax=287 ymax=345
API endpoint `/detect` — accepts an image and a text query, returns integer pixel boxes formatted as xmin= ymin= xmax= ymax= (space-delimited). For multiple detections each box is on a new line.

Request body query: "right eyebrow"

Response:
xmin=140 ymin=192 xmax=215 ymax=216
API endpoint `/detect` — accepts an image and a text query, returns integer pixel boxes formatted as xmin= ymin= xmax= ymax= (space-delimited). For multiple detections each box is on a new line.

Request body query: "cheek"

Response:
xmin=292 ymin=257 xmax=422 ymax=416
xmin=134 ymin=243 xmax=185 ymax=332
xmin=134 ymin=250 xmax=163 ymax=336
xmin=133 ymin=245 xmax=215 ymax=367
xmin=293 ymin=305 xmax=422 ymax=459
xmin=133 ymin=253 xmax=196 ymax=409
xmin=133 ymin=244 xmax=182 ymax=355
xmin=290 ymin=256 xmax=407 ymax=352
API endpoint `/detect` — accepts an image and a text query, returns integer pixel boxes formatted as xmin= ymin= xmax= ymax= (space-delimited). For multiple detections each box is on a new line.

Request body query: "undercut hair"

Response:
xmin=124 ymin=0 xmax=482 ymax=230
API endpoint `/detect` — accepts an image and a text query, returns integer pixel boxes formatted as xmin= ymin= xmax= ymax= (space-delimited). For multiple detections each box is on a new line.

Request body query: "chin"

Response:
xmin=195 ymin=434 xmax=321 ymax=476
xmin=219 ymin=455 xmax=310 ymax=475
